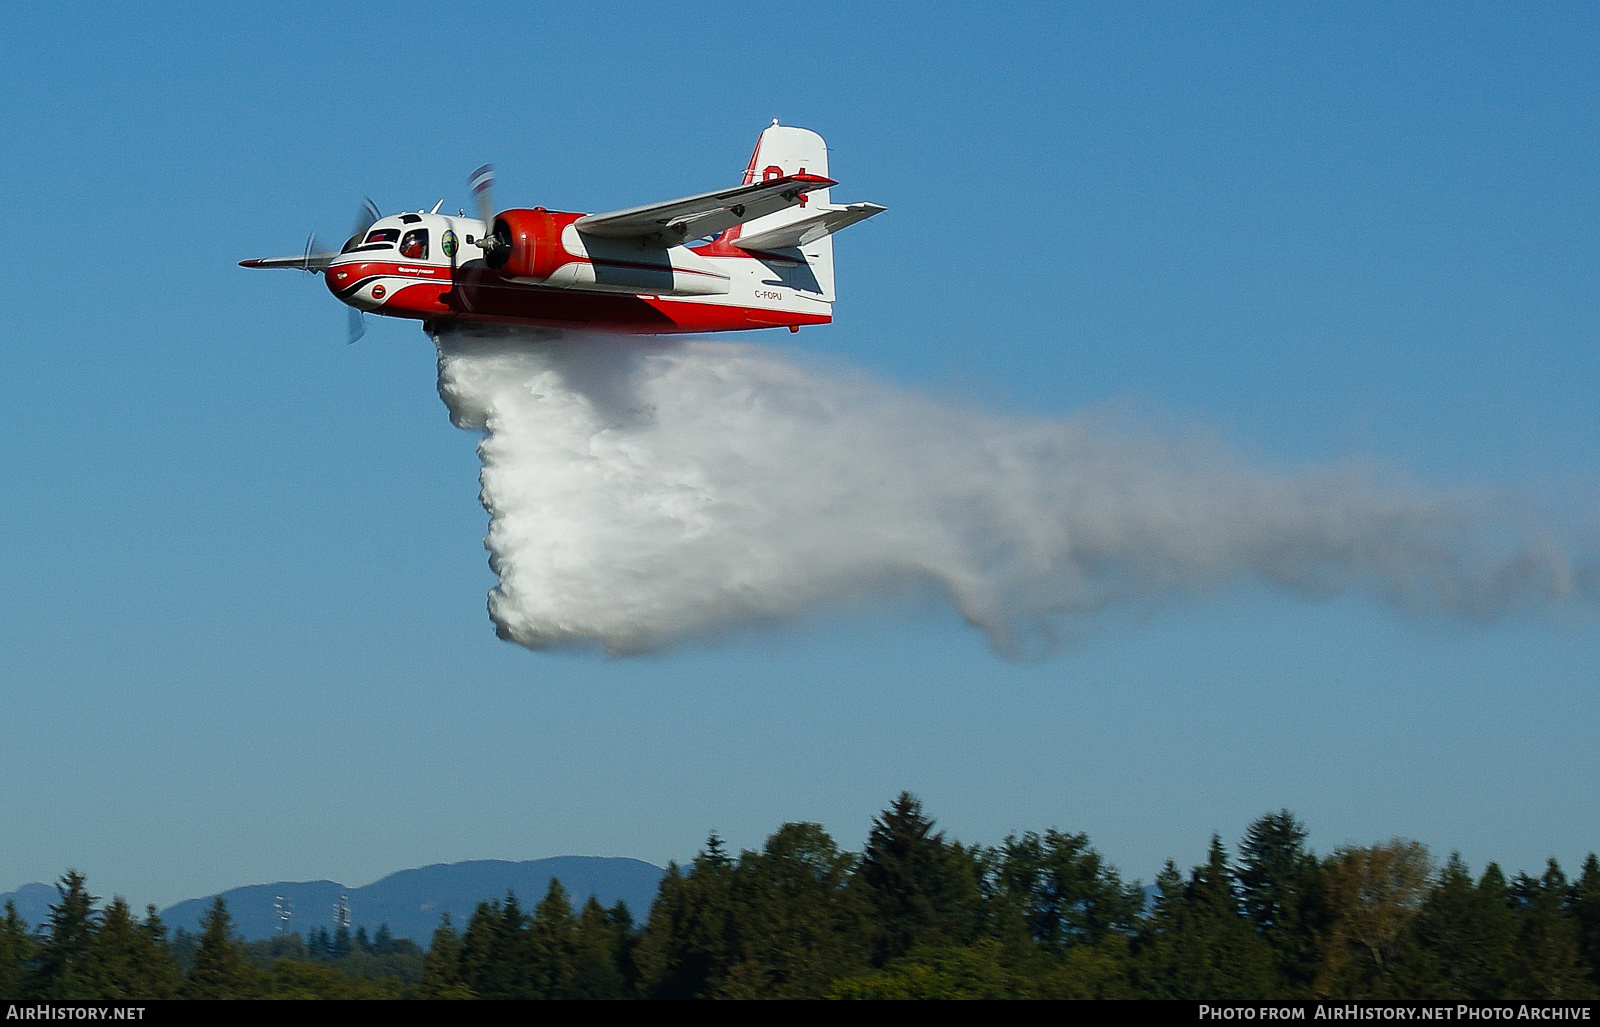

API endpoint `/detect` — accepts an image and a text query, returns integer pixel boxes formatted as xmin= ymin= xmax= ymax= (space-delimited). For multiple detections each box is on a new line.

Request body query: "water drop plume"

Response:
xmin=433 ymin=327 xmax=1593 ymax=657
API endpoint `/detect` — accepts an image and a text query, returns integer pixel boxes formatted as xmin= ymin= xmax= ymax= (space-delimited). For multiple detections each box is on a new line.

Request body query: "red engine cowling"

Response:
xmin=484 ymin=208 xmax=583 ymax=281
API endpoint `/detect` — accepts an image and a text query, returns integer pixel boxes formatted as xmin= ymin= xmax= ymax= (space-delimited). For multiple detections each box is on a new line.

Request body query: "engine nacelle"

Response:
xmin=485 ymin=208 xmax=580 ymax=281
xmin=485 ymin=208 xmax=730 ymax=297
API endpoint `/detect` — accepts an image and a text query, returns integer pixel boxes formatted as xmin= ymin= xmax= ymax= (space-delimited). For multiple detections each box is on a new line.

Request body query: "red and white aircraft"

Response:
xmin=242 ymin=123 xmax=884 ymax=340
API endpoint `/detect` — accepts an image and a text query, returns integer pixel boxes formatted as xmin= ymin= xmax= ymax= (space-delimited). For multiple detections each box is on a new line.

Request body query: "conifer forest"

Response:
xmin=4 ymin=795 xmax=1597 ymax=1000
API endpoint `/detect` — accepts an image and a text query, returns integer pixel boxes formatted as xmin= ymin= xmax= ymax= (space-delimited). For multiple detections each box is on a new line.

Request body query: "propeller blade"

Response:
xmin=470 ymin=164 xmax=495 ymax=237
xmin=450 ymin=236 xmax=474 ymax=314
xmin=301 ymin=231 xmax=323 ymax=274
xmin=345 ymin=199 xmax=377 ymax=343
xmin=354 ymin=197 xmax=381 ymax=237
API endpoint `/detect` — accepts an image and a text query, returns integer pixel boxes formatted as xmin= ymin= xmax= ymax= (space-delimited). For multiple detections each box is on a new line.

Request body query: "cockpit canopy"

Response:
xmin=340 ymin=225 xmax=428 ymax=259
xmin=342 ymin=227 xmax=396 ymax=253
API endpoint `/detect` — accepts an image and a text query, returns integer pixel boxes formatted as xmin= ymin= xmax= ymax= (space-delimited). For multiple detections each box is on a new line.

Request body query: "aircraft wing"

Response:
xmin=239 ymin=253 xmax=339 ymax=271
xmin=574 ymin=173 xmax=836 ymax=244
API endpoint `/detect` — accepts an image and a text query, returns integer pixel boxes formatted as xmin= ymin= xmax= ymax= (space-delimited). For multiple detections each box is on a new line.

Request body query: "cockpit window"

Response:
xmin=340 ymin=227 xmax=400 ymax=254
xmin=398 ymin=229 xmax=429 ymax=260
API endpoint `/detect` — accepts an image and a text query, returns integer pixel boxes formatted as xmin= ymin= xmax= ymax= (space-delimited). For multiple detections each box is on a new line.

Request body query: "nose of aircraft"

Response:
xmin=324 ymin=260 xmax=391 ymax=311
xmin=325 ymin=263 xmax=358 ymax=300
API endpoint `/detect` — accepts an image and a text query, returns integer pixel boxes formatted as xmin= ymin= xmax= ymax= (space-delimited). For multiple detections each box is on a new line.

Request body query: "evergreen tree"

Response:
xmin=856 ymin=793 xmax=982 ymax=965
xmin=567 ymin=897 xmax=628 ymax=1000
xmin=460 ymin=893 xmax=536 ymax=998
xmin=1507 ymin=860 xmax=1596 ymax=999
xmin=127 ymin=904 xmax=182 ymax=999
xmin=702 ymin=832 xmax=731 ymax=869
xmin=167 ymin=927 xmax=197 ymax=975
xmin=82 ymin=899 xmax=140 ymax=999
xmin=530 ymin=878 xmax=576 ymax=998
xmin=419 ymin=913 xmax=473 ymax=999
xmin=1412 ymin=854 xmax=1513 ymax=999
xmin=719 ymin=821 xmax=867 ymax=998
xmin=605 ymin=901 xmax=641 ymax=993
xmin=372 ymin=922 xmax=394 ymax=956
xmin=1237 ymin=810 xmax=1325 ymax=993
xmin=1572 ymin=854 xmax=1600 ymax=992
xmin=458 ymin=898 xmax=505 ymax=998
xmin=992 ymin=827 xmax=1143 ymax=952
xmin=182 ymin=897 xmax=259 ymax=999
xmin=1134 ymin=840 xmax=1278 ymax=999
xmin=0 ymin=900 xmax=36 ymax=1000
xmin=331 ymin=922 xmax=353 ymax=959
xmin=28 ymin=870 xmax=100 ymax=1000
xmin=635 ymin=843 xmax=738 ymax=999
xmin=1478 ymin=865 xmax=1519 ymax=994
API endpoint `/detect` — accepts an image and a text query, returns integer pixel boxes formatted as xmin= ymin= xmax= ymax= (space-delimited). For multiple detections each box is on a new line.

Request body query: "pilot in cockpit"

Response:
xmin=398 ymin=229 xmax=428 ymax=260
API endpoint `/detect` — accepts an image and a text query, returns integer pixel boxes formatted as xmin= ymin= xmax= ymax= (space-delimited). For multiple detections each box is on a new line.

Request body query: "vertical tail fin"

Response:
xmin=740 ymin=121 xmax=831 ymax=187
xmin=732 ymin=122 xmax=837 ymax=300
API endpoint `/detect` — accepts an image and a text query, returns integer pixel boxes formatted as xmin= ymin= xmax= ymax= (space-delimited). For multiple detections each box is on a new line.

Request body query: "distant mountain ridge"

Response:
xmin=0 ymin=883 xmax=57 ymax=937
xmin=3 ymin=856 xmax=664 ymax=944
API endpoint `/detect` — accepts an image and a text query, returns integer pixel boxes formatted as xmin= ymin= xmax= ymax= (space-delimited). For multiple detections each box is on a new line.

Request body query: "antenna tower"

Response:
xmin=273 ymin=895 xmax=293 ymax=934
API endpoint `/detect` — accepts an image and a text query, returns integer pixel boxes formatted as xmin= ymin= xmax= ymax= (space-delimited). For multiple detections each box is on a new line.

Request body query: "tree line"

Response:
xmin=3 ymin=794 xmax=1597 ymax=999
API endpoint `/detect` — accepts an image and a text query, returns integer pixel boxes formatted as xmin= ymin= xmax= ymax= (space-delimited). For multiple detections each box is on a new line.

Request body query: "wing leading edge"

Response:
xmin=239 ymin=253 xmax=340 ymax=271
xmin=574 ymin=173 xmax=836 ymax=244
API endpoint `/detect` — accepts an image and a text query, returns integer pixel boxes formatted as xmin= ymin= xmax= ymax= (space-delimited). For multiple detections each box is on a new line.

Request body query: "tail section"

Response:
xmin=740 ymin=121 xmax=830 ymax=187
xmin=728 ymin=122 xmax=882 ymax=303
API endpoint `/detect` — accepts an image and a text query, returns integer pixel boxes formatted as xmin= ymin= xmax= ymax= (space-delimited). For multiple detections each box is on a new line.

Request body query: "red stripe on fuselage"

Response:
xmin=325 ymin=260 xmax=829 ymax=335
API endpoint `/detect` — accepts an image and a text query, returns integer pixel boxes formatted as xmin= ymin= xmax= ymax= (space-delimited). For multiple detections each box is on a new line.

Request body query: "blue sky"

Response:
xmin=2 ymin=1 xmax=1597 ymax=911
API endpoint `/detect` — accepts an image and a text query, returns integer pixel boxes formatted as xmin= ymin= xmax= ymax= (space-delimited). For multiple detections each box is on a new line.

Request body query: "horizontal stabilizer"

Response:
xmin=735 ymin=202 xmax=886 ymax=251
xmin=575 ymin=174 xmax=835 ymax=244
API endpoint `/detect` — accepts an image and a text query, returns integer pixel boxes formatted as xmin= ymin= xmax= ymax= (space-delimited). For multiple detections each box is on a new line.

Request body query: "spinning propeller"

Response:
xmin=469 ymin=164 xmax=505 ymax=261
xmin=344 ymin=198 xmax=382 ymax=343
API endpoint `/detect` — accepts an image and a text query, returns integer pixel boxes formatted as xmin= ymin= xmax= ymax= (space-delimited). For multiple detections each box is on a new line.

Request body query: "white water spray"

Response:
xmin=433 ymin=328 xmax=1592 ymax=657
